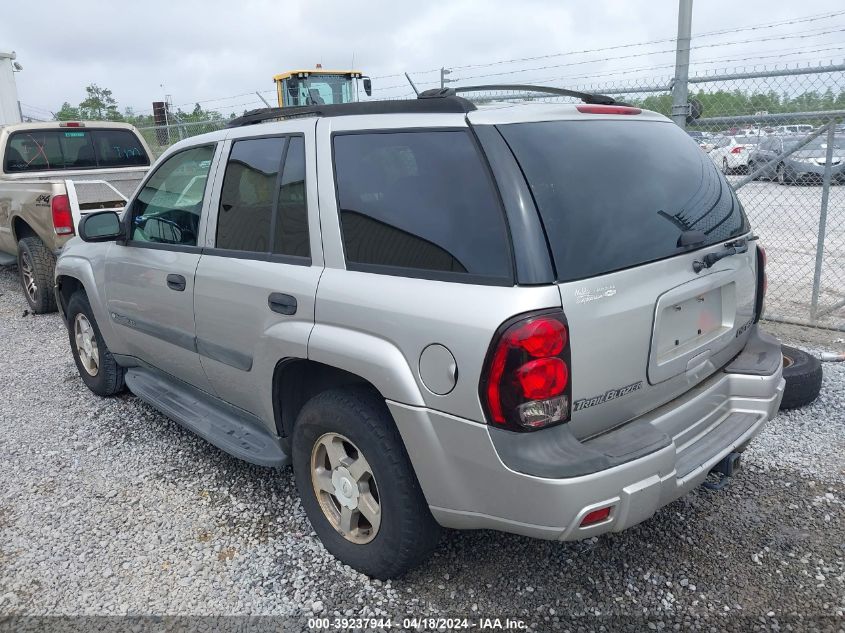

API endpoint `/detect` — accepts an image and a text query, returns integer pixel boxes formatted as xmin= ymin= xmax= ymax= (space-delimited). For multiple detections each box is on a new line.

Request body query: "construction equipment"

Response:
xmin=273 ymin=65 xmax=371 ymax=107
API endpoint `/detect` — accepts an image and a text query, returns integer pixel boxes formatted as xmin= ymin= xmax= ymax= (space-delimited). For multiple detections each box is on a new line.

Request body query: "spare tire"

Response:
xmin=780 ymin=345 xmax=823 ymax=410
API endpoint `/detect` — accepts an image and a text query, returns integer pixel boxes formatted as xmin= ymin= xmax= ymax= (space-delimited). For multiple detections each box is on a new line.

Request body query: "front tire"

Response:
xmin=292 ymin=388 xmax=441 ymax=579
xmin=17 ymin=237 xmax=57 ymax=313
xmin=66 ymin=291 xmax=125 ymax=396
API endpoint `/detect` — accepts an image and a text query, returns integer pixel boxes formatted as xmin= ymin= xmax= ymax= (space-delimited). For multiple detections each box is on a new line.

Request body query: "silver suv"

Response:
xmin=54 ymin=89 xmax=785 ymax=579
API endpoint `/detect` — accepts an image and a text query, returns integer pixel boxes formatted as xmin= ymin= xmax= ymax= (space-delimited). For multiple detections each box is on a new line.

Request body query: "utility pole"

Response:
xmin=440 ymin=67 xmax=452 ymax=90
xmin=671 ymin=0 xmax=693 ymax=128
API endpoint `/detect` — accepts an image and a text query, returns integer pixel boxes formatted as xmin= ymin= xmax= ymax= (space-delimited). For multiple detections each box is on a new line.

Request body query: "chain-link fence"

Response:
xmin=137 ymin=63 xmax=845 ymax=330
xmin=137 ymin=118 xmax=228 ymax=157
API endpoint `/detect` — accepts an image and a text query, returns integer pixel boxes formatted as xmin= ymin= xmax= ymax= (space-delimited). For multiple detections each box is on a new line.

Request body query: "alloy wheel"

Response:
xmin=74 ymin=313 xmax=100 ymax=377
xmin=20 ymin=251 xmax=37 ymax=303
xmin=310 ymin=432 xmax=381 ymax=544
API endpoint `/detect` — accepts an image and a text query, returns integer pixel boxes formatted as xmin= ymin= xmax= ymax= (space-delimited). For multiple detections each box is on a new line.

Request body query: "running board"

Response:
xmin=125 ymin=368 xmax=289 ymax=468
xmin=0 ymin=252 xmax=17 ymax=266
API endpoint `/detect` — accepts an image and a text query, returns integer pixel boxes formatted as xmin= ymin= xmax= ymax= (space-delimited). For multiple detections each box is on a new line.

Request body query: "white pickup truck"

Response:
xmin=0 ymin=121 xmax=152 ymax=311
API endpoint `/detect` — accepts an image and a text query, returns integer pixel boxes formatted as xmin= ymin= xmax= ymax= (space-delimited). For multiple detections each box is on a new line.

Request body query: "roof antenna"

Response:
xmin=405 ymin=72 xmax=420 ymax=97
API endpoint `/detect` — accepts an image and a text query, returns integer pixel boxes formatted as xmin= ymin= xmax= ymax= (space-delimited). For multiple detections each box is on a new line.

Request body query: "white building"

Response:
xmin=0 ymin=51 xmax=22 ymax=125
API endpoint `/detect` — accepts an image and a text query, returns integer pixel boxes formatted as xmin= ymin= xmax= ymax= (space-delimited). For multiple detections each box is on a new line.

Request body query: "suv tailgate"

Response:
xmin=497 ymin=116 xmax=758 ymax=439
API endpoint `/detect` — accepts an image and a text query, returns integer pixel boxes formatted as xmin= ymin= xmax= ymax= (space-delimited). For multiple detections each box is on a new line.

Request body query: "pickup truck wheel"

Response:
xmin=292 ymin=388 xmax=441 ymax=579
xmin=780 ymin=345 xmax=822 ymax=410
xmin=66 ymin=291 xmax=125 ymax=396
xmin=17 ymin=237 xmax=57 ymax=313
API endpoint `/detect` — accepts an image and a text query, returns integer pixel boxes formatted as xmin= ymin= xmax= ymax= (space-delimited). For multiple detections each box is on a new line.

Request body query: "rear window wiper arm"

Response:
xmin=692 ymin=234 xmax=758 ymax=273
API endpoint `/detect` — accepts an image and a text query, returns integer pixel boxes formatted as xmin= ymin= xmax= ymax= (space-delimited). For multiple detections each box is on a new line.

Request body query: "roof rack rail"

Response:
xmin=228 ymin=97 xmax=477 ymax=127
xmin=419 ymin=84 xmax=622 ymax=106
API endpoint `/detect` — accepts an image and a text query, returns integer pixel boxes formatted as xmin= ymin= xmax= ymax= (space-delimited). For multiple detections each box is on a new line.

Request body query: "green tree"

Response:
xmin=78 ymin=84 xmax=123 ymax=121
xmin=55 ymin=102 xmax=81 ymax=121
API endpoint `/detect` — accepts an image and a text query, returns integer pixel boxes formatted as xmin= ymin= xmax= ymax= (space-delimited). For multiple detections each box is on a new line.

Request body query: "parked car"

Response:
xmin=709 ymin=135 xmax=761 ymax=174
xmin=749 ymin=135 xmax=845 ymax=184
xmin=770 ymin=124 xmax=814 ymax=135
xmin=0 ymin=121 xmax=151 ymax=311
xmin=686 ymin=130 xmax=715 ymax=152
xmin=54 ymin=92 xmax=784 ymax=579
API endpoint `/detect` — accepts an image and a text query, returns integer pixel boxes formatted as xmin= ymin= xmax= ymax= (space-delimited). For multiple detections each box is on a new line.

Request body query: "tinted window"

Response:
xmin=498 ymin=120 xmax=748 ymax=282
xmin=217 ymin=137 xmax=284 ymax=252
xmin=274 ymin=136 xmax=309 ymax=258
xmin=333 ymin=131 xmax=510 ymax=280
xmin=131 ymin=145 xmax=215 ymax=246
xmin=4 ymin=129 xmax=149 ymax=173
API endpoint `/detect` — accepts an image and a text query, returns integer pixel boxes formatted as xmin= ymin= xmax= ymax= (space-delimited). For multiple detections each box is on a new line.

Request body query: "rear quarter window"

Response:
xmin=333 ymin=130 xmax=512 ymax=283
xmin=498 ymin=119 xmax=749 ymax=282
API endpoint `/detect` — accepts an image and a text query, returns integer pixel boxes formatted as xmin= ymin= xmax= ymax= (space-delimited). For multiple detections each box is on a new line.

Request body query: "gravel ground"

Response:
xmin=0 ymin=264 xmax=843 ymax=632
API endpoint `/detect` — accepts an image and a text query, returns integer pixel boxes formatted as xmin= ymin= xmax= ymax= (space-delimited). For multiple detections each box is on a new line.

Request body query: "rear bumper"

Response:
xmin=390 ymin=328 xmax=784 ymax=540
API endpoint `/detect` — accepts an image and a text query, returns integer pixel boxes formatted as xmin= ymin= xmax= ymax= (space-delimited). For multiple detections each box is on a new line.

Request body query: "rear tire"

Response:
xmin=722 ymin=158 xmax=730 ymax=175
xmin=780 ymin=345 xmax=822 ymax=410
xmin=17 ymin=237 xmax=57 ymax=313
xmin=66 ymin=290 xmax=125 ymax=396
xmin=777 ymin=163 xmax=789 ymax=185
xmin=292 ymin=387 xmax=441 ymax=579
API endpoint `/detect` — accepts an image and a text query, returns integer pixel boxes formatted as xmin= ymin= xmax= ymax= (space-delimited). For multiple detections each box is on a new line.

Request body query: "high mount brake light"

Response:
xmin=480 ymin=310 xmax=572 ymax=432
xmin=576 ymin=105 xmax=641 ymax=115
xmin=51 ymin=195 xmax=74 ymax=236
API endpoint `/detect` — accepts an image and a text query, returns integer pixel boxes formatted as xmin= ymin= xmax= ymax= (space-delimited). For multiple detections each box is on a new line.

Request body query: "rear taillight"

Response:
xmin=730 ymin=146 xmax=743 ymax=154
xmin=51 ymin=194 xmax=74 ymax=236
xmin=576 ymin=105 xmax=641 ymax=115
xmin=480 ymin=310 xmax=571 ymax=432
xmin=754 ymin=244 xmax=767 ymax=322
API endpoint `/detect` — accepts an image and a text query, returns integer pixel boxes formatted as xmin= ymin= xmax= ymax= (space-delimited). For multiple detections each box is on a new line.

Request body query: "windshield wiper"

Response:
xmin=692 ymin=235 xmax=758 ymax=273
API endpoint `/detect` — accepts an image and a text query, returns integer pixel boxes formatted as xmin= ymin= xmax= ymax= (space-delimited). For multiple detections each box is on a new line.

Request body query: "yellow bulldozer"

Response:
xmin=273 ymin=65 xmax=372 ymax=107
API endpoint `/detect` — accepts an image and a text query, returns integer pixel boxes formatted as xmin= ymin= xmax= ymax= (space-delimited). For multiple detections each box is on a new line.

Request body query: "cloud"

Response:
xmin=3 ymin=0 xmax=843 ymax=118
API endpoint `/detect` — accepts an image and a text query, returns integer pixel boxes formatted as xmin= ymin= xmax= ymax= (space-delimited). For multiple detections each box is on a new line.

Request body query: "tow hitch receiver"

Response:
xmin=703 ymin=452 xmax=742 ymax=491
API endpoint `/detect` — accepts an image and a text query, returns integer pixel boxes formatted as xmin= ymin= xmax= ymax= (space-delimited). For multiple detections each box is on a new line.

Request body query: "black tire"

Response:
xmin=780 ymin=345 xmax=822 ymax=410
xmin=722 ymin=158 xmax=730 ymax=175
xmin=17 ymin=236 xmax=57 ymax=313
xmin=66 ymin=290 xmax=125 ymax=396
xmin=292 ymin=387 xmax=441 ymax=579
xmin=747 ymin=160 xmax=758 ymax=180
xmin=777 ymin=163 xmax=790 ymax=186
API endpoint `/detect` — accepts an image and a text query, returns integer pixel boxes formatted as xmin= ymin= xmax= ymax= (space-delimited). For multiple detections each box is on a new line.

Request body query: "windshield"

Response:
xmin=498 ymin=119 xmax=749 ymax=282
xmin=285 ymin=75 xmax=354 ymax=106
xmin=734 ymin=136 xmax=760 ymax=145
xmin=787 ymin=136 xmax=844 ymax=151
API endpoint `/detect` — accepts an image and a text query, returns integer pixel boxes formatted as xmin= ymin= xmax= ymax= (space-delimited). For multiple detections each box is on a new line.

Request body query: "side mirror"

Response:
xmin=362 ymin=77 xmax=372 ymax=97
xmin=78 ymin=211 xmax=123 ymax=242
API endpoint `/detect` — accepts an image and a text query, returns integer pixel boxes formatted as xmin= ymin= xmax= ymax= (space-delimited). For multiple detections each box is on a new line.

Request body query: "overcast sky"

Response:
xmin=3 ymin=0 xmax=844 ymax=119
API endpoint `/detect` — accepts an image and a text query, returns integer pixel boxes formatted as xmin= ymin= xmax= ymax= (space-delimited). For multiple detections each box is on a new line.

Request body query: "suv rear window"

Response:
xmin=4 ymin=129 xmax=149 ymax=173
xmin=333 ymin=130 xmax=511 ymax=283
xmin=498 ymin=120 xmax=748 ymax=282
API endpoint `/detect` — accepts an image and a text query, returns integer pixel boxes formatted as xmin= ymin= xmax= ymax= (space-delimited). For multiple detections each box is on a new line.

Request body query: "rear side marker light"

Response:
xmin=576 ymin=105 xmax=641 ymax=115
xmin=51 ymin=194 xmax=74 ymax=236
xmin=481 ymin=310 xmax=572 ymax=432
xmin=581 ymin=506 xmax=612 ymax=527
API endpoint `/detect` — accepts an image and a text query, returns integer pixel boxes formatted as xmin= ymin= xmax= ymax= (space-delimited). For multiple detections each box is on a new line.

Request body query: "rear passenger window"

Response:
xmin=333 ymin=131 xmax=511 ymax=282
xmin=273 ymin=136 xmax=309 ymax=258
xmin=217 ymin=137 xmax=285 ymax=252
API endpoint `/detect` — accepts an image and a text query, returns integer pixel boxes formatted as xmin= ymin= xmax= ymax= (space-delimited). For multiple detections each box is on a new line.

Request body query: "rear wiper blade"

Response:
xmin=692 ymin=234 xmax=758 ymax=273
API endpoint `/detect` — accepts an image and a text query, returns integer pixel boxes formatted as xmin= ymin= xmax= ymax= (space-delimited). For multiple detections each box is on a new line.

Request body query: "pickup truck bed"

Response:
xmin=0 ymin=121 xmax=151 ymax=312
